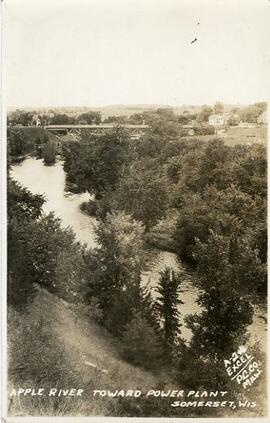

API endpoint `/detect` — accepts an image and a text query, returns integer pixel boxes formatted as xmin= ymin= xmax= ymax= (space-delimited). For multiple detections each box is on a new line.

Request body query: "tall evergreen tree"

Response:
xmin=155 ymin=267 xmax=183 ymax=352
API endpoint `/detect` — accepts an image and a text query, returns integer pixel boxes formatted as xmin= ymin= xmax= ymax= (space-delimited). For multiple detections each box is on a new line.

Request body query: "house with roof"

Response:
xmin=208 ymin=114 xmax=225 ymax=126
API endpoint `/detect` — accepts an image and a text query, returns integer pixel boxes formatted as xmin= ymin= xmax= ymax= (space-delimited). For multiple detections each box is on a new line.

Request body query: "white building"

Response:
xmin=208 ymin=114 xmax=225 ymax=126
xmin=238 ymin=121 xmax=257 ymax=128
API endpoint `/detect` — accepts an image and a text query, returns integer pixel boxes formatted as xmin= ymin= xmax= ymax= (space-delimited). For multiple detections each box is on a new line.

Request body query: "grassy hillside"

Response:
xmin=8 ymin=288 xmax=162 ymax=417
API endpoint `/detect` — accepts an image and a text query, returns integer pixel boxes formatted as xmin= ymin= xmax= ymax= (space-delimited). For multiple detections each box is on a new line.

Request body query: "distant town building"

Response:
xmin=182 ymin=124 xmax=193 ymax=129
xmin=208 ymin=114 xmax=225 ymax=126
xmin=257 ymin=111 xmax=267 ymax=125
xmin=238 ymin=121 xmax=257 ymax=128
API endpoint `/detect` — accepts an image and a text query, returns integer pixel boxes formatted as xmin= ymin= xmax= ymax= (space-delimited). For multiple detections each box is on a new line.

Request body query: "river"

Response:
xmin=10 ymin=157 xmax=266 ymax=346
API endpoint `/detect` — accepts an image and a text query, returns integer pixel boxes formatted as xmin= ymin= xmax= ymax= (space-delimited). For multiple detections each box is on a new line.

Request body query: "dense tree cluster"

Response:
xmin=8 ymin=179 xmax=91 ymax=306
xmin=8 ymin=109 xmax=102 ymax=126
xmin=62 ymin=122 xmax=266 ymax=299
xmin=239 ymin=102 xmax=267 ymax=123
xmin=63 ymin=128 xmax=129 ymax=199
xmin=7 ymin=128 xmax=49 ymax=159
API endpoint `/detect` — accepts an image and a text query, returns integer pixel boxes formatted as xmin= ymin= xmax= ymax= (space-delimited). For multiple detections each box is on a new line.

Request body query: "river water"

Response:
xmin=10 ymin=157 xmax=266 ymax=346
xmin=11 ymin=158 xmax=97 ymax=248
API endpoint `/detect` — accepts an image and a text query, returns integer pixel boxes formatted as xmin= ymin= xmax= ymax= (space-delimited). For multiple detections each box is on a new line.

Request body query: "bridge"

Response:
xmin=44 ymin=124 xmax=149 ymax=139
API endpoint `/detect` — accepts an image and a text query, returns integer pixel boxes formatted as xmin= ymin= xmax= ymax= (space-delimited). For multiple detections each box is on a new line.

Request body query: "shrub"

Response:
xmin=121 ymin=314 xmax=162 ymax=370
xmin=79 ymin=199 xmax=97 ymax=216
xmin=43 ymin=141 xmax=56 ymax=165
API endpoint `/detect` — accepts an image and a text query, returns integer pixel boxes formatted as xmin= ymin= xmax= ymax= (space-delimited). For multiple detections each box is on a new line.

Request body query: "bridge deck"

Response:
xmin=44 ymin=124 xmax=149 ymax=130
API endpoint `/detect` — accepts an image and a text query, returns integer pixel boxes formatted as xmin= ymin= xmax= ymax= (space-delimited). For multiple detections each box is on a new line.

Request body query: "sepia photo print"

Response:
xmin=1 ymin=0 xmax=269 ymax=421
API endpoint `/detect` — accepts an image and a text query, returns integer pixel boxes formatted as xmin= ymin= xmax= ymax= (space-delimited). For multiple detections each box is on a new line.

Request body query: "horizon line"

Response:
xmin=7 ymin=100 xmax=267 ymax=111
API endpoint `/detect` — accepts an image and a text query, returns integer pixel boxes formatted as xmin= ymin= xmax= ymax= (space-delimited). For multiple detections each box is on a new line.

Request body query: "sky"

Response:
xmin=3 ymin=0 xmax=270 ymax=108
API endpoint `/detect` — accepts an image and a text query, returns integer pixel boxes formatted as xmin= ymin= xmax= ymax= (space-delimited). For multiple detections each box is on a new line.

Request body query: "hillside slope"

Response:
xmin=8 ymin=288 xmax=161 ymax=416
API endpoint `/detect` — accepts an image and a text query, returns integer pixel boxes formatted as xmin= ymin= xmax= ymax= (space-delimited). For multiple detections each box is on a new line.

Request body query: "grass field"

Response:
xmin=183 ymin=125 xmax=267 ymax=147
xmin=221 ymin=126 xmax=267 ymax=146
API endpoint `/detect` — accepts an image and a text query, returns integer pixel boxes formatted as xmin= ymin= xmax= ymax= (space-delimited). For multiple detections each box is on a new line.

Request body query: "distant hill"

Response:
xmin=8 ymin=103 xmax=252 ymax=120
xmin=8 ymin=104 xmax=174 ymax=119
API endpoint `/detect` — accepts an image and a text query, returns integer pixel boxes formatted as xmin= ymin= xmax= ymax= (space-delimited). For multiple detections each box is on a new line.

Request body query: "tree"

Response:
xmin=239 ymin=102 xmax=267 ymax=123
xmin=227 ymin=115 xmax=240 ymax=126
xmin=174 ymin=181 xmax=265 ymax=261
xmin=178 ymin=229 xmax=265 ymax=391
xmin=155 ymin=267 xmax=182 ymax=352
xmin=141 ymin=108 xmax=179 ymax=139
xmin=25 ymin=213 xmax=91 ymax=297
xmin=53 ymin=242 xmax=91 ymax=303
xmin=8 ymin=179 xmax=45 ymax=307
xmin=187 ymin=230 xmax=264 ymax=363
xmin=62 ymin=128 xmax=128 ymax=199
xmin=7 ymin=128 xmax=39 ymax=157
xmin=114 ymin=166 xmax=168 ymax=231
xmin=87 ymin=212 xmax=147 ymax=334
xmin=8 ymin=178 xmax=92 ymax=307
xmin=8 ymin=179 xmax=44 ymax=222
xmin=76 ymin=111 xmax=101 ymax=124
xmin=121 ymin=313 xmax=162 ymax=370
xmin=8 ymin=110 xmax=34 ymax=126
xmin=196 ymin=105 xmax=213 ymax=123
xmin=103 ymin=115 xmax=127 ymax=124
xmin=139 ymin=285 xmax=160 ymax=333
xmin=50 ymin=113 xmax=75 ymax=124
xmin=8 ymin=130 xmax=24 ymax=156
xmin=234 ymin=144 xmax=266 ymax=198
xmin=198 ymin=139 xmax=232 ymax=189
xmin=43 ymin=140 xmax=57 ymax=165
xmin=213 ymin=101 xmax=224 ymax=114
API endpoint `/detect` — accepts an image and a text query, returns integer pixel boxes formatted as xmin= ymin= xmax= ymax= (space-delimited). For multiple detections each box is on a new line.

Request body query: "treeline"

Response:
xmin=8 ymin=101 xmax=267 ymax=128
xmin=238 ymin=102 xmax=267 ymax=123
xmin=102 ymin=108 xmax=214 ymax=137
xmin=8 ymin=110 xmax=102 ymax=126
